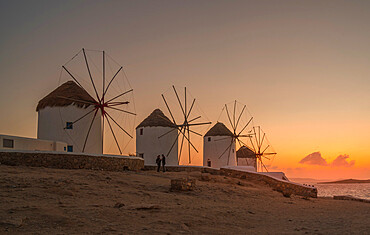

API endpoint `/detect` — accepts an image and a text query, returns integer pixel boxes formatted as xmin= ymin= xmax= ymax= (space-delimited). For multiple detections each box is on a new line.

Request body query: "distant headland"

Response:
xmin=319 ymin=179 xmax=370 ymax=184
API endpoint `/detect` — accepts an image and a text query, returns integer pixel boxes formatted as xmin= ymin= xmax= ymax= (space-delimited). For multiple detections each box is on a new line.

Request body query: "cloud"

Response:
xmin=299 ymin=152 xmax=356 ymax=168
xmin=299 ymin=152 xmax=328 ymax=166
xmin=331 ymin=154 xmax=355 ymax=167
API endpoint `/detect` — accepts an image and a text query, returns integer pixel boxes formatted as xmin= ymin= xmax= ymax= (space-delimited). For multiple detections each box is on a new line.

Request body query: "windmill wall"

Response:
xmin=136 ymin=126 xmax=178 ymax=165
xmin=37 ymin=106 xmax=102 ymax=154
xmin=203 ymin=135 xmax=236 ymax=168
xmin=237 ymin=158 xmax=257 ymax=170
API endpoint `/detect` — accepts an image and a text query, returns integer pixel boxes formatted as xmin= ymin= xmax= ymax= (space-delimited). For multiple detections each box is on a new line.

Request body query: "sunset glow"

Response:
xmin=1 ymin=0 xmax=369 ymax=180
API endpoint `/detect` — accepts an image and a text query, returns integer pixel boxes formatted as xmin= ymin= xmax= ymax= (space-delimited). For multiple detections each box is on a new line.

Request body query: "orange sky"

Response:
xmin=0 ymin=0 xmax=369 ymax=179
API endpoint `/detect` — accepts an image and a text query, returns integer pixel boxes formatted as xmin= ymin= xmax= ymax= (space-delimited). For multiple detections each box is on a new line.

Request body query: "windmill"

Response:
xmin=248 ymin=126 xmax=277 ymax=172
xmin=159 ymin=86 xmax=211 ymax=164
xmin=38 ymin=48 xmax=136 ymax=155
xmin=214 ymin=100 xmax=254 ymax=166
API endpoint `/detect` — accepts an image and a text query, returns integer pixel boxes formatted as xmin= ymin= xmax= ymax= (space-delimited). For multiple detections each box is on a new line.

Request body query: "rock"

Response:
xmin=0 ymin=218 xmax=23 ymax=227
xmin=132 ymin=204 xmax=160 ymax=210
xmin=171 ymin=178 xmax=196 ymax=191
xmin=114 ymin=202 xmax=125 ymax=208
xmin=181 ymin=223 xmax=190 ymax=231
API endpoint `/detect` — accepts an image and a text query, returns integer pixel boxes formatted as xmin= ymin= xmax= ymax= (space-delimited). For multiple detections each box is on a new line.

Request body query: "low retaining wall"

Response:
xmin=220 ymin=168 xmax=317 ymax=198
xmin=0 ymin=151 xmax=144 ymax=171
xmin=144 ymin=165 xmax=220 ymax=174
xmin=144 ymin=165 xmax=317 ymax=198
xmin=0 ymin=152 xmax=315 ymax=197
xmin=333 ymin=196 xmax=370 ymax=203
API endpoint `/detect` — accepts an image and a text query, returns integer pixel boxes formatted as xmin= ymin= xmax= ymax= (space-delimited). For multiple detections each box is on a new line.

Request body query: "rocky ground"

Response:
xmin=0 ymin=165 xmax=369 ymax=234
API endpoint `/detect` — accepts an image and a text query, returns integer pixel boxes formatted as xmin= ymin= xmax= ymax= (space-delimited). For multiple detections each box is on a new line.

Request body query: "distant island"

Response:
xmin=290 ymin=178 xmax=330 ymax=183
xmin=319 ymin=179 xmax=370 ymax=184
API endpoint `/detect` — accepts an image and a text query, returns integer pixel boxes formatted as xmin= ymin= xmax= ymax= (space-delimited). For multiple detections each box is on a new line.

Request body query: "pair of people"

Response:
xmin=156 ymin=154 xmax=166 ymax=172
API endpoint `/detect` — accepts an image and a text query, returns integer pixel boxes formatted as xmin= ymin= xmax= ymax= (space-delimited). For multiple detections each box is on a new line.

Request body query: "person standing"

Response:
xmin=156 ymin=155 xmax=161 ymax=172
xmin=161 ymin=154 xmax=166 ymax=172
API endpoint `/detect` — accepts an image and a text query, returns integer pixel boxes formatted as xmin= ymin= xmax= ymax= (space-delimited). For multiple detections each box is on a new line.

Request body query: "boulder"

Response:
xmin=171 ymin=178 xmax=196 ymax=191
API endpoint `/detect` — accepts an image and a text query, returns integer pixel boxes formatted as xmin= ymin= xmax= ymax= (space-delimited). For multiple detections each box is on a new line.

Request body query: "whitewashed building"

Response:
xmin=0 ymin=134 xmax=67 ymax=152
xmin=236 ymin=145 xmax=257 ymax=171
xmin=203 ymin=122 xmax=237 ymax=168
xmin=136 ymin=109 xmax=178 ymax=165
xmin=37 ymin=81 xmax=102 ymax=154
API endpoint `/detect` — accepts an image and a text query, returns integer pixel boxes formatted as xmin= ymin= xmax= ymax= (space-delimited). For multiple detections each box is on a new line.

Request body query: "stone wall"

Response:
xmin=333 ymin=196 xmax=370 ymax=203
xmin=144 ymin=165 xmax=317 ymax=198
xmin=220 ymin=168 xmax=317 ymax=198
xmin=0 ymin=151 xmax=316 ymax=198
xmin=144 ymin=165 xmax=220 ymax=174
xmin=0 ymin=151 xmax=144 ymax=172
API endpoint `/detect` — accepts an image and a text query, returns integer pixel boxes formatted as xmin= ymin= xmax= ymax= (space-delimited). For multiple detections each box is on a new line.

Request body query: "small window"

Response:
xmin=208 ymin=137 xmax=211 ymax=142
xmin=64 ymin=146 xmax=66 ymax=151
xmin=3 ymin=139 xmax=14 ymax=148
xmin=67 ymin=145 xmax=73 ymax=152
xmin=66 ymin=122 xmax=73 ymax=129
xmin=207 ymin=159 xmax=211 ymax=167
xmin=140 ymin=128 xmax=143 ymax=135
xmin=139 ymin=153 xmax=144 ymax=159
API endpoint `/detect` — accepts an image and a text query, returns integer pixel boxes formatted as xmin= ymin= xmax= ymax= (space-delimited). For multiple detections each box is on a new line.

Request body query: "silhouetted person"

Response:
xmin=156 ymin=155 xmax=161 ymax=172
xmin=161 ymin=154 xmax=166 ymax=172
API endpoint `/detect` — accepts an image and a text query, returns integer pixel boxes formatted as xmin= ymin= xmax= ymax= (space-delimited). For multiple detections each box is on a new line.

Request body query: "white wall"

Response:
xmin=237 ymin=157 xmax=257 ymax=170
xmin=0 ymin=134 xmax=67 ymax=152
xmin=136 ymin=126 xmax=178 ymax=165
xmin=203 ymin=135 xmax=236 ymax=168
xmin=37 ymin=105 xmax=102 ymax=154
xmin=260 ymin=172 xmax=289 ymax=181
xmin=223 ymin=165 xmax=256 ymax=172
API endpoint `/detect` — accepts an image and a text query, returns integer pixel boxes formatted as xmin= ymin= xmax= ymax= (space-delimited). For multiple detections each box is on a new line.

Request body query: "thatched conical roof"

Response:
xmin=237 ymin=146 xmax=256 ymax=159
xmin=36 ymin=81 xmax=97 ymax=111
xmin=136 ymin=109 xmax=176 ymax=129
xmin=204 ymin=122 xmax=233 ymax=137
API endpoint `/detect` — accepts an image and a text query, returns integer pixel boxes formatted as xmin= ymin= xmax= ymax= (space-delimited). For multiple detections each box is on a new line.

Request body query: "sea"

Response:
xmin=291 ymin=179 xmax=370 ymax=200
xmin=314 ymin=183 xmax=370 ymax=200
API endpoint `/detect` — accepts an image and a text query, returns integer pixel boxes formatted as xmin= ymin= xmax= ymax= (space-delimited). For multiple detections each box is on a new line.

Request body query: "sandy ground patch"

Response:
xmin=0 ymin=165 xmax=369 ymax=234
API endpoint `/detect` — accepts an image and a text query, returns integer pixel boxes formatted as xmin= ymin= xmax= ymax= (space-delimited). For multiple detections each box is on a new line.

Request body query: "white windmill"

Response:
xmin=37 ymin=48 xmax=136 ymax=155
xmin=136 ymin=109 xmax=178 ymax=165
